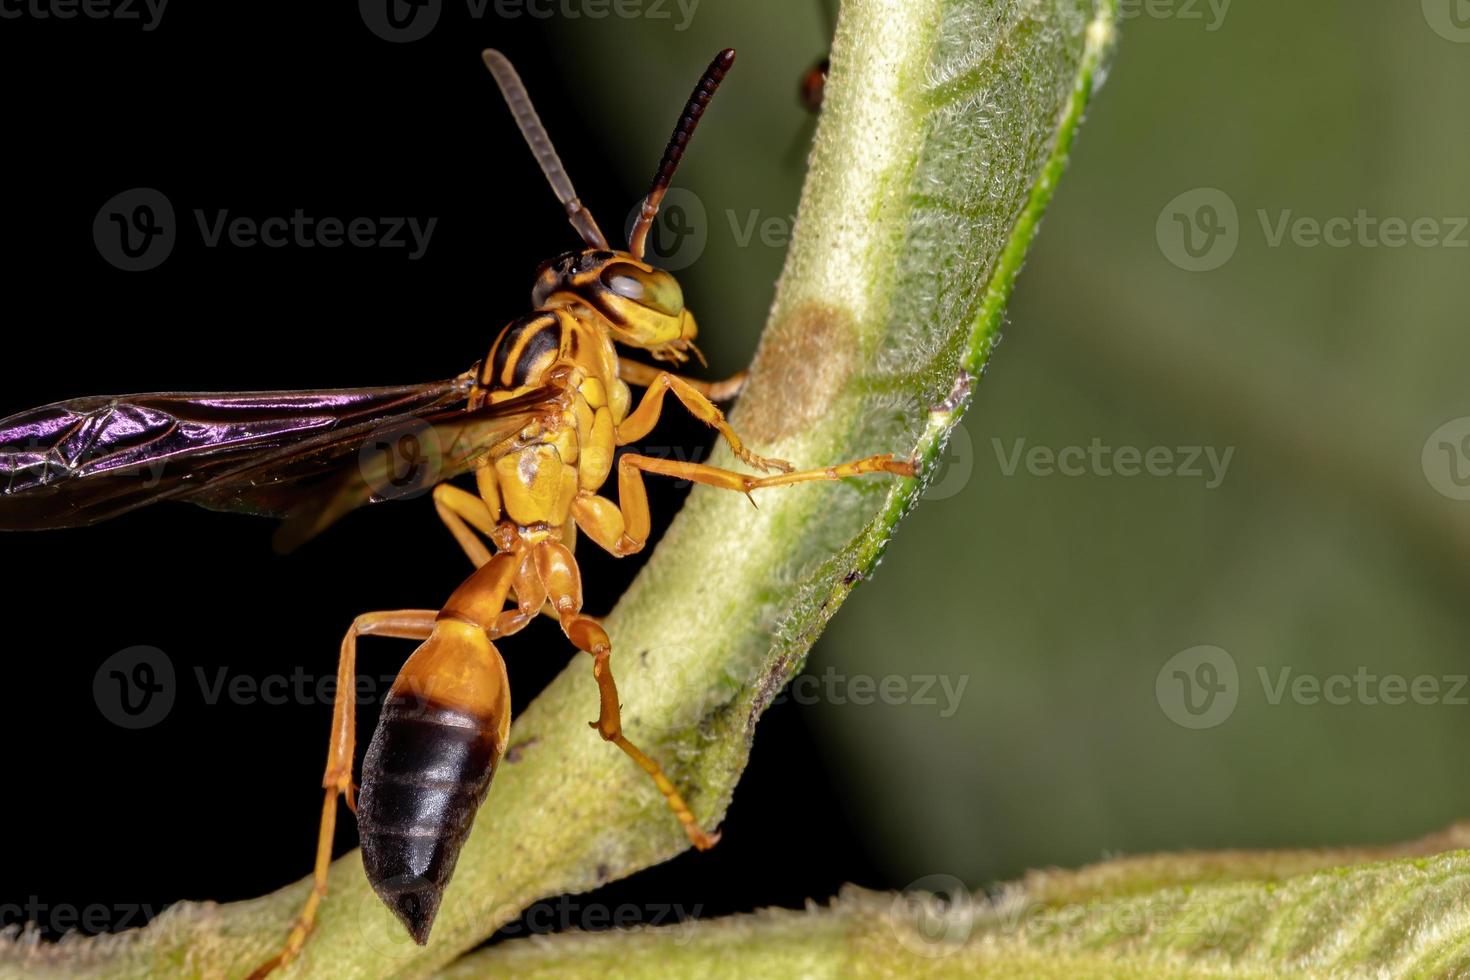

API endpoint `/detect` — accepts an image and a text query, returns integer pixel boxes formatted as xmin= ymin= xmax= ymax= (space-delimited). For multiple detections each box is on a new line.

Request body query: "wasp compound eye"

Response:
xmin=600 ymin=262 xmax=684 ymax=317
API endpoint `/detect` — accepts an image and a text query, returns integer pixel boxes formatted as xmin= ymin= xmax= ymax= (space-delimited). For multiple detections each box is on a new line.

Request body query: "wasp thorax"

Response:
xmin=531 ymin=249 xmax=698 ymax=362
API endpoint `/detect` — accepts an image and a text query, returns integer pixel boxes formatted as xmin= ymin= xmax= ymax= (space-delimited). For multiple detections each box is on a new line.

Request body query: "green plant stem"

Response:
xmin=0 ymin=1 xmax=1115 ymax=976
xmin=439 ymin=823 xmax=1470 ymax=979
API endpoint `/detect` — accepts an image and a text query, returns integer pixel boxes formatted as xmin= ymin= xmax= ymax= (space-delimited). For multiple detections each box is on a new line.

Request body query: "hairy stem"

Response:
xmin=0 ymin=1 xmax=1116 ymax=976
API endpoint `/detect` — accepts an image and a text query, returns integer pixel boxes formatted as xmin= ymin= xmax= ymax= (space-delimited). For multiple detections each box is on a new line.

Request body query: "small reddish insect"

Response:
xmin=0 ymin=48 xmax=914 ymax=975
xmin=799 ymin=0 xmax=836 ymax=113
xmin=799 ymin=56 xmax=831 ymax=113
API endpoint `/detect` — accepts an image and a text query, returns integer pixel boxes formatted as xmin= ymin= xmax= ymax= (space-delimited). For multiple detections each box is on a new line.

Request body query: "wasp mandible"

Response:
xmin=0 ymin=47 xmax=916 ymax=975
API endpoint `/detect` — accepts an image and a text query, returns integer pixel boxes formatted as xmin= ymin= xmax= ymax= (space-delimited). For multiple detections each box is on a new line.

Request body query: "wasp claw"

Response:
xmin=741 ymin=452 xmax=793 ymax=474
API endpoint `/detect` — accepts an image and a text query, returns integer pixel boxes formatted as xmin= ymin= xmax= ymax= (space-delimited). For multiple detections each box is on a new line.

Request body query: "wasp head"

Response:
xmin=532 ymin=249 xmax=701 ymax=364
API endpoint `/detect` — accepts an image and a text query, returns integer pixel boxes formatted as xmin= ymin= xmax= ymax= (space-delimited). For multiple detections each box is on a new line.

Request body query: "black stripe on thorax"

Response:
xmin=486 ymin=312 xmax=563 ymax=390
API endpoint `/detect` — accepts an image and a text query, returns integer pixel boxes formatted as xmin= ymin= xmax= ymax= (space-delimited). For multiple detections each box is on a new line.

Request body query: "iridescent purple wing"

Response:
xmin=0 ymin=373 xmax=556 ymax=550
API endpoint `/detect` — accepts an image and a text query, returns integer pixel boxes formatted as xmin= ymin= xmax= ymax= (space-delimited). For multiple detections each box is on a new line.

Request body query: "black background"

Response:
xmin=0 ymin=2 xmax=878 ymax=944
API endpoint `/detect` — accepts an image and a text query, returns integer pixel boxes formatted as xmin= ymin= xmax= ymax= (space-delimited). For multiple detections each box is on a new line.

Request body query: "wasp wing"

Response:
xmin=245 ymin=386 xmax=557 ymax=554
xmin=0 ymin=374 xmax=556 ymax=549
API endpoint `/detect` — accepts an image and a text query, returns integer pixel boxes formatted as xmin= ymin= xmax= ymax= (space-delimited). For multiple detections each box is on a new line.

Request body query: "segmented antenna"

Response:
xmin=628 ymin=48 xmax=736 ymax=260
xmin=482 ymin=49 xmax=609 ymax=250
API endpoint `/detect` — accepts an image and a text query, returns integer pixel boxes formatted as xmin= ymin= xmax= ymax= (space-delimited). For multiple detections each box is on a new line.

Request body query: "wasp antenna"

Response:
xmin=482 ymin=49 xmax=609 ymax=250
xmin=628 ymin=48 xmax=735 ymax=261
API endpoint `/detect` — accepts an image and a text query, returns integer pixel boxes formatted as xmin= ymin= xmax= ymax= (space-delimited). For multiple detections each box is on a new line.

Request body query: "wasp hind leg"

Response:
xmin=246 ymin=609 xmax=438 ymax=980
xmin=531 ymin=538 xmax=720 ymax=850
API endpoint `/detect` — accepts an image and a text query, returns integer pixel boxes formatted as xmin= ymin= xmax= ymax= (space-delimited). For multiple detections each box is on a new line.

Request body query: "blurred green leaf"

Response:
xmin=445 ymin=824 xmax=1470 ymax=978
xmin=813 ymin=0 xmax=1470 ymax=889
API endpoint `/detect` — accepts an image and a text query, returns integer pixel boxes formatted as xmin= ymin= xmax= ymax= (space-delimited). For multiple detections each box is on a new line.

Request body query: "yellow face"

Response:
xmin=532 ymin=249 xmax=699 ymax=363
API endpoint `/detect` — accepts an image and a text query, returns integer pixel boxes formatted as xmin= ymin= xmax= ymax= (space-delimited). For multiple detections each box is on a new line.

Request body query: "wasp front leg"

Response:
xmin=615 ymin=370 xmax=792 ymax=473
xmin=617 ymin=358 xmax=748 ymax=402
xmin=570 ymin=453 xmax=916 ymax=557
xmin=246 ymin=610 xmax=439 ymax=980
xmin=531 ymin=538 xmax=720 ymax=850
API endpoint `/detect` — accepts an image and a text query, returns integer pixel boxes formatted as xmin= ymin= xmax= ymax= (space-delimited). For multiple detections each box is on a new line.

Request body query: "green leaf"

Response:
xmin=0 ymin=0 xmax=1116 ymax=975
xmin=443 ymin=824 xmax=1470 ymax=978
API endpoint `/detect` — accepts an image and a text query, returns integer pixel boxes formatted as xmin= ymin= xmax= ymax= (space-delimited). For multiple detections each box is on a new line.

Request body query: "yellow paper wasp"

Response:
xmin=0 ymin=47 xmax=915 ymax=975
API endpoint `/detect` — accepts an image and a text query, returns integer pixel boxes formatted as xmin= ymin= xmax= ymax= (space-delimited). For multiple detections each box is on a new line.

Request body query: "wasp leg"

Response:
xmin=570 ymin=453 xmax=916 ymax=557
xmin=433 ymin=483 xmax=497 ymax=568
xmin=615 ymin=371 xmax=790 ymax=473
xmin=247 ymin=610 xmax=439 ymax=980
xmin=487 ymin=549 xmax=551 ymax=639
xmin=531 ymin=538 xmax=720 ymax=850
xmin=433 ymin=476 xmax=561 ymax=625
xmin=616 ymin=358 xmax=748 ymax=402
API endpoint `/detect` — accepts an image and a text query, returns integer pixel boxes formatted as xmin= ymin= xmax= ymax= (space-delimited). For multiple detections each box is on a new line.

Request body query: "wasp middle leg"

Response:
xmin=247 ymin=609 xmax=439 ymax=980
xmin=616 ymin=370 xmax=792 ymax=473
xmin=616 ymin=358 xmax=748 ymax=402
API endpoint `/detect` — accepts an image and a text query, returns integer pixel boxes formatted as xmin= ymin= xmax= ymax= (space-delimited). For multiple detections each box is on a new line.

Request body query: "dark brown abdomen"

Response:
xmin=357 ymin=692 xmax=502 ymax=944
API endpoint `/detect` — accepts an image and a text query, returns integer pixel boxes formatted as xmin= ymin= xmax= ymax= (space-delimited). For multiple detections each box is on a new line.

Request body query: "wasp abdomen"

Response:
xmin=357 ymin=691 xmax=503 ymax=944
